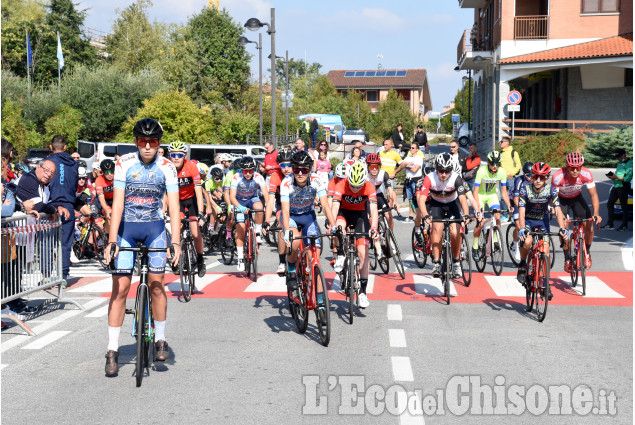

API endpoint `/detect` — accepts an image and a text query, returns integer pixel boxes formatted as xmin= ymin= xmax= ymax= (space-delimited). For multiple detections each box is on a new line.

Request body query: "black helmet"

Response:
xmin=240 ymin=156 xmax=256 ymax=170
xmin=100 ymin=159 xmax=115 ymax=172
xmin=230 ymin=159 xmax=241 ymax=171
xmin=522 ymin=161 xmax=534 ymax=175
xmin=210 ymin=167 xmax=224 ymax=180
xmin=291 ymin=150 xmax=314 ymax=167
xmin=277 ymin=149 xmax=293 ymax=164
xmin=133 ymin=118 xmax=163 ymax=139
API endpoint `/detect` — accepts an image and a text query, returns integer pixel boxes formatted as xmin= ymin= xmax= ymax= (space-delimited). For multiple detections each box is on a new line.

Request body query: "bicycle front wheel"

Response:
xmin=411 ymin=227 xmax=427 ymax=268
xmin=219 ymin=224 xmax=235 ymax=265
xmin=474 ymin=231 xmax=486 ymax=273
xmin=90 ymin=225 xmax=108 ymax=268
xmin=347 ymin=255 xmax=355 ymax=324
xmin=505 ymin=224 xmax=519 ymax=267
xmin=387 ymin=227 xmax=405 ymax=279
xmin=313 ymin=264 xmax=330 ymax=346
xmin=136 ymin=287 xmax=148 ymax=387
xmin=250 ymin=227 xmax=258 ymax=282
xmin=535 ymin=255 xmax=550 ymax=322
xmin=569 ymin=240 xmax=579 ymax=287
xmin=549 ymin=235 xmax=556 ymax=269
xmin=491 ymin=227 xmax=504 ymax=276
xmin=179 ymin=238 xmax=194 ymax=302
xmin=460 ymin=235 xmax=472 ymax=287
xmin=291 ymin=275 xmax=309 ymax=334
xmin=580 ymin=239 xmax=586 ymax=296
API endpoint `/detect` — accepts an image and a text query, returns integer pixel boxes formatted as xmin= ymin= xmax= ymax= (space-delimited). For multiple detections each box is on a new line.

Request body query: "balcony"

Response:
xmin=458 ymin=0 xmax=488 ymax=8
xmin=514 ymin=15 xmax=549 ymax=40
xmin=457 ymin=29 xmax=494 ymax=70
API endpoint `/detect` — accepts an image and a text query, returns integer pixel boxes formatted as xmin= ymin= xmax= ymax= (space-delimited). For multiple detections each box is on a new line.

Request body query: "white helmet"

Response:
xmin=218 ymin=153 xmax=232 ymax=163
xmin=78 ymin=166 xmax=88 ymax=178
xmin=335 ymin=162 xmax=347 ymax=179
xmin=435 ymin=152 xmax=454 ymax=172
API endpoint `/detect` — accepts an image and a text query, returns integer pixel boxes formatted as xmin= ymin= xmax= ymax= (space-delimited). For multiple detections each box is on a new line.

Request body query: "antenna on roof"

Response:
xmin=377 ymin=54 xmax=383 ymax=70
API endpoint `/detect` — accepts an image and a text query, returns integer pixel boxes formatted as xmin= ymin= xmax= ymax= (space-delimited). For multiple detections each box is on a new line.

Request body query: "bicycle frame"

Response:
xmin=287 ymin=235 xmax=327 ymax=311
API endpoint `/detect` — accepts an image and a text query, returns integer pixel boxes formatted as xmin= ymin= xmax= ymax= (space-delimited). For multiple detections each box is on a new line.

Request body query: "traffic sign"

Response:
xmin=508 ymin=104 xmax=520 ymax=112
xmin=507 ymin=90 xmax=522 ymax=105
xmin=281 ymin=90 xmax=294 ymax=101
xmin=451 ymin=114 xmax=460 ymax=123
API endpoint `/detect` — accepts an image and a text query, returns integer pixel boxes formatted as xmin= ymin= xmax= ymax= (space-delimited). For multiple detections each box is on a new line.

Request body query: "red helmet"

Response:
xmin=532 ymin=162 xmax=551 ymax=176
xmin=566 ymin=152 xmax=584 ymax=167
xmin=366 ymin=153 xmax=381 ymax=165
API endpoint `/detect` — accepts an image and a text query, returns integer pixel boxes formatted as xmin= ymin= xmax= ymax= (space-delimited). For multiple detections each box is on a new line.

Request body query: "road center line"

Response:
xmin=391 ymin=356 xmax=414 ymax=382
xmin=389 ymin=329 xmax=407 ymax=347
xmin=387 ymin=304 xmax=403 ymax=321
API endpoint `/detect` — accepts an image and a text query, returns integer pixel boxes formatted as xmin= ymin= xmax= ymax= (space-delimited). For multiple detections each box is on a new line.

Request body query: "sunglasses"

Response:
xmin=136 ymin=138 xmax=161 ymax=148
xmin=368 ymin=164 xmax=381 ymax=171
xmin=489 ymin=162 xmax=500 ymax=166
xmin=170 ymin=152 xmax=186 ymax=159
xmin=104 ymin=170 xmax=114 ymax=175
xmin=533 ymin=175 xmax=549 ymax=181
xmin=569 ymin=166 xmax=581 ymax=171
xmin=279 ymin=162 xmax=292 ymax=168
xmin=450 ymin=146 xmax=458 ymax=149
xmin=410 ymin=147 xmax=417 ymax=150
xmin=242 ymin=168 xmax=255 ymax=174
xmin=293 ymin=167 xmax=311 ymax=175
xmin=436 ymin=169 xmax=451 ymax=175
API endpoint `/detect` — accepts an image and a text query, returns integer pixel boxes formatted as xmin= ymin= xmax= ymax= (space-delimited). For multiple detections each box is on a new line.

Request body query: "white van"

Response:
xmin=188 ymin=144 xmax=266 ymax=165
xmin=78 ymin=140 xmax=138 ymax=170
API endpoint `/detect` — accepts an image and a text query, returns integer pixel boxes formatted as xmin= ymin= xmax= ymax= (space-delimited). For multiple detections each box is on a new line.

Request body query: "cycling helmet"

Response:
xmin=100 ymin=159 xmax=115 ymax=172
xmin=334 ymin=162 xmax=347 ymax=179
xmin=277 ymin=149 xmax=293 ymax=164
xmin=487 ymin=151 xmax=502 ymax=163
xmin=347 ymin=161 xmax=368 ymax=188
xmin=290 ymin=150 xmax=314 ymax=168
xmin=241 ymin=156 xmax=257 ymax=170
xmin=218 ymin=153 xmax=232 ymax=162
xmin=424 ymin=165 xmax=435 ymax=176
xmin=230 ymin=159 xmax=241 ymax=171
xmin=366 ymin=153 xmax=381 ymax=165
xmin=16 ymin=163 xmax=29 ymax=173
xmin=532 ymin=162 xmax=551 ymax=177
xmin=78 ymin=166 xmax=88 ymax=178
xmin=452 ymin=159 xmax=462 ymax=175
xmin=210 ymin=167 xmax=224 ymax=180
xmin=168 ymin=139 xmax=186 ymax=153
xmin=197 ymin=162 xmax=209 ymax=175
xmin=77 ymin=160 xmax=87 ymax=169
xmin=435 ymin=152 xmax=454 ymax=172
xmin=566 ymin=152 xmax=584 ymax=167
xmin=522 ymin=161 xmax=534 ymax=175
xmin=93 ymin=162 xmax=101 ymax=171
xmin=133 ymin=118 xmax=164 ymax=139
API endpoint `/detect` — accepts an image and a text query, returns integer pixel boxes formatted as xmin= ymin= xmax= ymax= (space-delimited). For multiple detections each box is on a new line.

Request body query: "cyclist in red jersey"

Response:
xmin=168 ymin=140 xmax=206 ymax=277
xmin=95 ymin=159 xmax=115 ymax=232
xmin=551 ymin=152 xmax=601 ymax=271
xmin=331 ymin=161 xmax=379 ymax=309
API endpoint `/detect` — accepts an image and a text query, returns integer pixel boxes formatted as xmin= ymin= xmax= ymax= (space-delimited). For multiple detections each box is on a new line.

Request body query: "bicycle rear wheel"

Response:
xmin=251 ymin=226 xmax=258 ymax=281
xmin=313 ymin=264 xmax=330 ymax=346
xmin=411 ymin=227 xmax=426 ymax=268
xmin=179 ymin=238 xmax=194 ymax=302
xmin=293 ymin=270 xmax=309 ymax=333
xmin=525 ymin=276 xmax=535 ymax=313
xmin=474 ymin=231 xmax=486 ymax=273
xmin=505 ymin=224 xmax=519 ymax=267
xmin=90 ymin=225 xmax=108 ymax=268
xmin=219 ymin=224 xmax=235 ymax=265
xmin=369 ymin=243 xmax=378 ymax=271
xmin=136 ymin=286 xmax=148 ymax=387
xmin=535 ymin=255 xmax=550 ymax=322
xmin=460 ymin=235 xmax=472 ymax=287
xmin=387 ymin=227 xmax=405 ymax=279
xmin=443 ymin=242 xmax=452 ymax=305
xmin=491 ymin=227 xmax=504 ymax=276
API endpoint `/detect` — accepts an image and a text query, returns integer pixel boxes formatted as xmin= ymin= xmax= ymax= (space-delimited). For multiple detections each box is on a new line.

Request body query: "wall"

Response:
xmin=567 ymin=66 xmax=633 ymax=122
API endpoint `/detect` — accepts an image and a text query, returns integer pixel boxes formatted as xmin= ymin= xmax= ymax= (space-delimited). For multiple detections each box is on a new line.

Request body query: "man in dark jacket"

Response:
xmin=413 ymin=125 xmax=428 ymax=152
xmin=309 ymin=116 xmax=319 ymax=146
xmin=45 ymin=136 xmax=77 ymax=280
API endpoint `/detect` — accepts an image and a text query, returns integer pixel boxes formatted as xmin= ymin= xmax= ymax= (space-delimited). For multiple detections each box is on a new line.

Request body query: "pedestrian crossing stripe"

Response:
xmin=412 ymin=274 xmax=458 ymax=297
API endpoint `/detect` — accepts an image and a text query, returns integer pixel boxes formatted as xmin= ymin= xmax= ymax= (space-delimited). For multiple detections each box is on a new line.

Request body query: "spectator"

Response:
xmin=316 ymin=140 xmax=330 ymax=160
xmin=301 ymin=117 xmax=311 ymax=139
xmin=292 ymin=138 xmax=317 ymax=171
xmin=379 ymin=139 xmax=402 ymax=211
xmin=603 ymin=148 xmax=633 ymax=231
xmin=16 ymin=159 xmax=58 ymax=216
xmin=392 ymin=123 xmax=408 ymax=154
xmin=316 ymin=149 xmax=331 ymax=186
xmin=449 ymin=140 xmax=466 ymax=168
xmin=462 ymin=142 xmax=482 ymax=190
xmin=1 ymin=139 xmax=21 ymax=317
xmin=45 ymin=136 xmax=77 ymax=280
xmin=263 ymin=141 xmax=279 ymax=184
xmin=310 ymin=116 xmax=319 ymax=146
xmin=391 ymin=142 xmax=423 ymax=222
xmin=71 ymin=152 xmax=80 ymax=161
xmin=158 ymin=147 xmax=165 ymax=158
xmin=413 ymin=124 xmax=428 ymax=152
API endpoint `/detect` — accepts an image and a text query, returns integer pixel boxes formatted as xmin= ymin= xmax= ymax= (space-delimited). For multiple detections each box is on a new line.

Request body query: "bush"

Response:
xmin=217 ymin=109 xmax=259 ymax=144
xmin=44 ymin=104 xmax=83 ymax=150
xmin=511 ymin=131 xmax=586 ymax=169
xmin=1 ymin=99 xmax=41 ymax=158
xmin=585 ymin=126 xmax=633 ymax=167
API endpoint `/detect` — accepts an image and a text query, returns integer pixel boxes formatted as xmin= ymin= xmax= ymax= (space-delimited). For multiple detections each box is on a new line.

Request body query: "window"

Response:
xmin=581 ymin=0 xmax=619 ymax=13
xmin=366 ymin=91 xmax=378 ymax=102
xmin=77 ymin=141 xmax=95 ymax=158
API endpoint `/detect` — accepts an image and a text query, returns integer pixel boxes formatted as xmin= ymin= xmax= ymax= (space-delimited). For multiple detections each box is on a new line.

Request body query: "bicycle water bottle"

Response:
xmin=74 ymin=227 xmax=81 ymax=241
xmin=81 ymin=227 xmax=88 ymax=238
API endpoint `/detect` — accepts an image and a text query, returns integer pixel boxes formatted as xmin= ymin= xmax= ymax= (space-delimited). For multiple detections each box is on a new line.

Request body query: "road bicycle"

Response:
xmin=235 ymin=208 xmax=263 ymax=281
xmin=336 ymin=228 xmax=371 ymax=324
xmin=521 ymin=229 xmax=559 ymax=322
xmin=178 ymin=217 xmax=198 ymax=302
xmin=432 ymin=217 xmax=465 ymax=305
xmin=566 ymin=217 xmax=597 ymax=296
xmin=474 ymin=209 xmax=506 ymax=276
xmin=286 ymin=232 xmax=334 ymax=346
xmin=111 ymin=243 xmax=173 ymax=387
xmin=73 ymin=213 xmax=107 ymax=268
xmin=506 ymin=215 xmax=555 ymax=269
xmin=411 ymin=223 xmax=431 ymax=269
xmin=369 ymin=205 xmax=405 ymax=279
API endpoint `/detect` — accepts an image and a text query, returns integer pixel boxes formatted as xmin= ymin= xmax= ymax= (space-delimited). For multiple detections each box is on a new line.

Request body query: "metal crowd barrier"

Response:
xmin=1 ymin=213 xmax=83 ymax=335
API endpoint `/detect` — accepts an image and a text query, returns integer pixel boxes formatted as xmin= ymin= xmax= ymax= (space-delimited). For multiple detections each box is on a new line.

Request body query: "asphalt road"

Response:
xmin=1 ymin=169 xmax=632 ymax=424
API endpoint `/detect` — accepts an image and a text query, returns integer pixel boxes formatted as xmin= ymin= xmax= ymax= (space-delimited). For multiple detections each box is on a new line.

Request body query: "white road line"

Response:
xmin=0 ymin=364 xmax=7 ymax=370
xmin=387 ymin=304 xmax=403 ymax=321
xmin=22 ymin=330 xmax=71 ymax=350
xmin=166 ymin=273 xmax=224 ymax=292
xmin=412 ymin=275 xmax=458 ymax=297
xmin=391 ymin=356 xmax=414 ymax=382
xmin=560 ymin=276 xmax=625 ymax=298
xmin=398 ymin=391 xmax=426 ymax=425
xmin=85 ymin=305 xmax=109 ymax=318
xmin=389 ymin=329 xmax=407 ymax=348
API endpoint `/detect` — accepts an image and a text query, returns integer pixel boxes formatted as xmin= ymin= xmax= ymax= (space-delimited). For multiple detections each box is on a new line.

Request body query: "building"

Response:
xmin=326 ymin=69 xmax=433 ymax=119
xmin=456 ymin=0 xmax=633 ymax=151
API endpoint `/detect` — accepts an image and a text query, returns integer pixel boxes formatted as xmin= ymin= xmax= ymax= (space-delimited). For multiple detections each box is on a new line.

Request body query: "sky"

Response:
xmin=77 ymin=0 xmax=474 ymax=113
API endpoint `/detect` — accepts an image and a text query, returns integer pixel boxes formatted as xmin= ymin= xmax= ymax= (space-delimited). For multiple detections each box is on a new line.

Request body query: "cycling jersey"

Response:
xmin=474 ymin=166 xmax=507 ymax=195
xmin=76 ymin=180 xmax=94 ymax=197
xmin=332 ymin=180 xmax=377 ymax=211
xmin=267 ymin=169 xmax=285 ymax=205
xmin=327 ymin=178 xmax=341 ymax=198
xmin=551 ymin=167 xmax=595 ymax=199
xmin=231 ymin=172 xmax=266 ymax=202
xmin=280 ymin=174 xmax=326 ymax=215
xmin=204 ymin=178 xmax=222 ymax=195
xmin=518 ymin=181 xmax=560 ymax=221
xmin=368 ymin=170 xmax=390 ymax=196
xmin=176 ymin=160 xmax=201 ymax=201
xmin=222 ymin=170 xmax=237 ymax=192
xmin=417 ymin=172 xmax=466 ymax=204
xmin=114 ymin=152 xmax=178 ymax=223
xmin=95 ymin=175 xmax=114 ymax=200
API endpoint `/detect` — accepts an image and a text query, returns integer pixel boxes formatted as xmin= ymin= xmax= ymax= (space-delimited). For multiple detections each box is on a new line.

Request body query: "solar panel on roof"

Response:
xmin=365 ymin=71 xmax=376 ymax=77
xmin=386 ymin=70 xmax=396 ymax=77
xmin=396 ymin=70 xmax=407 ymax=77
xmin=344 ymin=71 xmax=354 ymax=77
xmin=355 ymin=71 xmax=365 ymax=77
xmin=376 ymin=71 xmax=386 ymax=77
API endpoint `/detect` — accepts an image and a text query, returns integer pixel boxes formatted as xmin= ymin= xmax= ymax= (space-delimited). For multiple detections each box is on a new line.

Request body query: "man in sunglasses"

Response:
xmin=263 ymin=149 xmax=294 ymax=275
xmin=471 ymin=150 xmax=511 ymax=259
xmin=95 ymin=159 xmax=116 ymax=234
xmin=229 ymin=156 xmax=267 ymax=272
xmin=168 ymin=140 xmax=207 ymax=278
xmin=391 ymin=142 xmax=424 ymax=223
xmin=103 ymin=117 xmax=182 ymax=376
xmin=551 ymin=152 xmax=601 ymax=272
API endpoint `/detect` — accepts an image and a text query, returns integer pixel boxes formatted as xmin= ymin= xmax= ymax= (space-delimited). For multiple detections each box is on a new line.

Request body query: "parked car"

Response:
xmin=25 ymin=148 xmax=52 ymax=170
xmin=340 ymin=129 xmax=370 ymax=145
xmin=456 ymin=123 xmax=473 ymax=146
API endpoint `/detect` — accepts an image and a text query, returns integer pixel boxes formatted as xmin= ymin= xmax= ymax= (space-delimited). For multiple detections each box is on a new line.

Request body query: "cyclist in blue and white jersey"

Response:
xmin=229 ymin=156 xmax=267 ymax=272
xmin=508 ymin=162 xmax=536 ymax=262
xmin=103 ymin=118 xmax=181 ymax=377
xmin=281 ymin=151 xmax=337 ymax=292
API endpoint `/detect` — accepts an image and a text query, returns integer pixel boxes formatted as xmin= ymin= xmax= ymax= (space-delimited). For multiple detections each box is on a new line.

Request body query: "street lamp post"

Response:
xmin=245 ymin=8 xmax=276 ymax=148
xmin=238 ymin=34 xmax=263 ymax=145
xmin=270 ymin=51 xmax=290 ymax=141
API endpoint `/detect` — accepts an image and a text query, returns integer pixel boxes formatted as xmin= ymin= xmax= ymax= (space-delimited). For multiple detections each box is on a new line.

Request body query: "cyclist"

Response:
xmin=229 ymin=156 xmax=267 ymax=272
xmin=331 ymin=161 xmax=379 ymax=309
xmin=74 ymin=166 xmax=96 ymax=217
xmin=209 ymin=153 xmax=233 ymax=178
xmin=516 ymin=162 xmax=569 ymax=294
xmin=221 ymin=159 xmax=241 ymax=242
xmin=103 ymin=118 xmax=182 ymax=377
xmin=168 ymin=140 xmax=207 ymax=278
xmin=94 ymin=159 xmax=115 ymax=233
xmin=282 ymin=151 xmax=337 ymax=293
xmin=471 ymin=151 xmax=511 ymax=260
xmin=204 ymin=166 xmax=225 ymax=232
xmin=509 ymin=162 xmax=534 ymax=262
xmin=263 ymin=148 xmax=294 ymax=275
xmin=416 ymin=153 xmax=470 ymax=278
xmin=551 ymin=152 xmax=601 ymax=271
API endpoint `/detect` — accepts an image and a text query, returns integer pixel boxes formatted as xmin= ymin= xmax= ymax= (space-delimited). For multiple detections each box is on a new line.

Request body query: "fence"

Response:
xmin=501 ymin=119 xmax=633 ymax=138
xmin=1 ymin=213 xmax=83 ymax=335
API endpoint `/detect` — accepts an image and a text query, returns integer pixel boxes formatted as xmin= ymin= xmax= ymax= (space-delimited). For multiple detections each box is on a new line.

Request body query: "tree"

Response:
xmin=1 ymin=98 xmax=42 ymax=155
xmin=371 ymin=88 xmax=416 ymax=142
xmin=585 ymin=126 xmax=634 ymax=167
xmin=44 ymin=103 xmax=82 ymax=149
xmin=273 ymin=58 xmax=321 ymax=90
xmin=217 ymin=109 xmax=259 ymax=144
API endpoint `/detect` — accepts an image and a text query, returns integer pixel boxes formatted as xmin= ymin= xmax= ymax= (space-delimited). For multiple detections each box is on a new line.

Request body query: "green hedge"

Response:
xmin=511 ymin=131 xmax=587 ymax=168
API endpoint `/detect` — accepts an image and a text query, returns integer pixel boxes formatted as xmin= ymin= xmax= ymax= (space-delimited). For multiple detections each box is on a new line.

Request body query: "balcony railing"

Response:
xmin=457 ymin=29 xmax=472 ymax=64
xmin=514 ymin=16 xmax=549 ymax=40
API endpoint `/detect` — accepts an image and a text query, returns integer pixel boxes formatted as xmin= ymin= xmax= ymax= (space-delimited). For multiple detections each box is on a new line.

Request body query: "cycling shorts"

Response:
xmin=74 ymin=193 xmax=91 ymax=212
xmin=92 ymin=196 xmax=112 ymax=216
xmin=559 ymin=194 xmax=592 ymax=219
xmin=478 ymin=193 xmax=501 ymax=212
xmin=337 ymin=209 xmax=370 ymax=245
xmin=525 ymin=218 xmax=547 ymax=233
xmin=180 ymin=196 xmax=199 ymax=218
xmin=428 ymin=198 xmax=462 ymax=220
xmin=289 ymin=211 xmax=320 ymax=248
xmin=113 ymin=220 xmax=167 ymax=275
xmin=236 ymin=196 xmax=262 ymax=224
